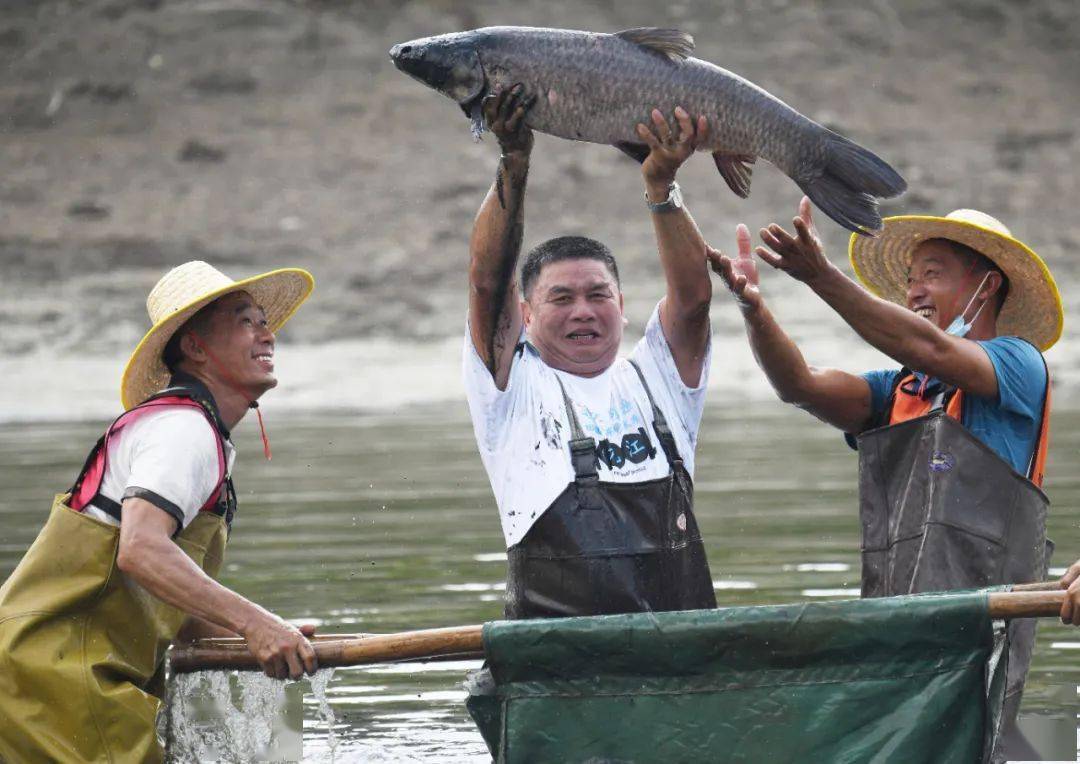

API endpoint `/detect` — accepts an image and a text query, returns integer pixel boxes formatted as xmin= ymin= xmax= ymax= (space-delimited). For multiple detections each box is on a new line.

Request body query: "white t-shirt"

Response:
xmin=85 ymin=407 xmax=236 ymax=531
xmin=464 ymin=303 xmax=711 ymax=548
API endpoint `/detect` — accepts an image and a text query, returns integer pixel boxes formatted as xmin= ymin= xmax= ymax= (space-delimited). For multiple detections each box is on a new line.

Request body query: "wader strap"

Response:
xmin=627 ymin=359 xmax=683 ymax=467
xmin=552 ymin=373 xmax=599 ymax=482
xmin=87 ymin=493 xmax=123 ymax=522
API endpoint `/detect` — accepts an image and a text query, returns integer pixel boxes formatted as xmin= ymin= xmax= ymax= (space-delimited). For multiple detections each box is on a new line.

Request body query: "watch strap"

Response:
xmin=645 ymin=182 xmax=681 ymax=213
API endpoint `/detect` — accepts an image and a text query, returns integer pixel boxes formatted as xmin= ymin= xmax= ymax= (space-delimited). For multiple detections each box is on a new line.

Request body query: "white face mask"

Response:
xmin=944 ymin=271 xmax=992 ymax=338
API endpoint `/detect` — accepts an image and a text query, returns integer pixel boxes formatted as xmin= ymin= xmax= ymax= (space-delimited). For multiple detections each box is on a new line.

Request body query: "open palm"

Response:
xmin=708 ymin=224 xmax=761 ymax=311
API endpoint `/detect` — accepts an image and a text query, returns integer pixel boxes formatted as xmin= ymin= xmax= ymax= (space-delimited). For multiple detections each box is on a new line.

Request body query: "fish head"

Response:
xmin=389 ymin=33 xmax=486 ymax=107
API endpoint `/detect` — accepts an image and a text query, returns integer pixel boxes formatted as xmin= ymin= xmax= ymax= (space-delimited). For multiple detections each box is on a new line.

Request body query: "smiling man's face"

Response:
xmin=522 ymin=258 xmax=624 ymax=378
xmin=197 ymin=290 xmax=277 ymax=396
xmin=905 ymin=240 xmax=989 ymax=331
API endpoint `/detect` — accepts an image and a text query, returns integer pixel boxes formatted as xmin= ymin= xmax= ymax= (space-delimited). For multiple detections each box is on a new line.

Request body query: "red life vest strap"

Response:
xmin=69 ymin=396 xmax=228 ymax=516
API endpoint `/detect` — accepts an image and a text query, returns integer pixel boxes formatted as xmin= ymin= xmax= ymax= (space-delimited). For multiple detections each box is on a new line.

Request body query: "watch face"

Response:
xmin=645 ymin=183 xmax=682 ymax=212
xmin=670 ymin=185 xmax=683 ymax=208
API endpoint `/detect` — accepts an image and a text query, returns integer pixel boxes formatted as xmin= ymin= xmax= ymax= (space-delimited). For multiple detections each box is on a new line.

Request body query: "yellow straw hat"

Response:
xmin=849 ymin=209 xmax=1063 ymax=351
xmin=120 ymin=261 xmax=314 ymax=409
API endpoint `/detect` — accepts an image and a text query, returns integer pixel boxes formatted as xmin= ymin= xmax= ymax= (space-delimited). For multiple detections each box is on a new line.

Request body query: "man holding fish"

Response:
xmin=461 ymin=84 xmax=720 ymax=620
xmin=711 ymin=200 xmax=1066 ymax=760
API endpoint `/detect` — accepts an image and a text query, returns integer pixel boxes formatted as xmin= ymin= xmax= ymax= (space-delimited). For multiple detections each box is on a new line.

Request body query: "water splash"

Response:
xmin=310 ymin=668 xmax=339 ymax=758
xmin=164 ymin=668 xmax=336 ymax=762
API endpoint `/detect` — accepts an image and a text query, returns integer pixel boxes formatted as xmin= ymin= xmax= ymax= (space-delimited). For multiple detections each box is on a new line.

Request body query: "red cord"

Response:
xmin=254 ymin=405 xmax=272 ymax=461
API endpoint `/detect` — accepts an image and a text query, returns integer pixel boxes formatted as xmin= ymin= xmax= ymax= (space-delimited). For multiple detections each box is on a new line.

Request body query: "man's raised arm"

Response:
xmin=468 ymin=85 xmax=535 ymax=391
xmin=709 ymin=226 xmax=874 ymax=434
xmin=756 ymin=198 xmax=1000 ymax=399
xmin=636 ymin=107 xmax=713 ymax=387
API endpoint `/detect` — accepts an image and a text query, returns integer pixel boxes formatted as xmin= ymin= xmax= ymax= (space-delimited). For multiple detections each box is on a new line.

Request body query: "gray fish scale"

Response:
xmin=474 ymin=28 xmax=825 ymax=179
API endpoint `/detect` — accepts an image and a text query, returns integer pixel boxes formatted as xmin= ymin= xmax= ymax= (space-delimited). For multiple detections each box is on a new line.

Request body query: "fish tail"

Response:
xmin=797 ymin=132 xmax=907 ymax=236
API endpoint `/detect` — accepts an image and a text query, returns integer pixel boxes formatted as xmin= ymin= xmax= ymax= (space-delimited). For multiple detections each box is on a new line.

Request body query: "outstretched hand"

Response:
xmin=757 ymin=197 xmax=832 ymax=284
xmin=636 ymin=106 xmax=710 ymax=187
xmin=482 ymin=83 xmax=536 ymax=156
xmin=707 ymin=224 xmax=761 ymax=312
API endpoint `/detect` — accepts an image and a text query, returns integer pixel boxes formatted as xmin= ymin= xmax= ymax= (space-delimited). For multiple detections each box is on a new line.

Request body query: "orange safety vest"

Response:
xmin=886 ymin=372 xmax=1051 ymax=488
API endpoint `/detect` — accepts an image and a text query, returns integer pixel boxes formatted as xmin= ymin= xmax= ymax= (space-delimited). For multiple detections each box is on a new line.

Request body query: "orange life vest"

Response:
xmin=886 ymin=372 xmax=1051 ymax=488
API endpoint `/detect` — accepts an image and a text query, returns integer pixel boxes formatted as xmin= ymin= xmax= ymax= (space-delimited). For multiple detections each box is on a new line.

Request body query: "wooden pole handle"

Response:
xmin=171 ymin=589 xmax=1072 ymax=674
xmin=987 ymin=589 xmax=1067 ymax=619
xmin=170 ymin=625 xmax=484 ymax=673
xmin=1010 ymin=583 xmax=1062 ymax=596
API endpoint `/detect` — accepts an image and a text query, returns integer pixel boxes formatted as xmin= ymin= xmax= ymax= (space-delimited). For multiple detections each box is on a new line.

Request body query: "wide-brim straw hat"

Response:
xmin=120 ymin=261 xmax=314 ymax=409
xmin=849 ymin=209 xmax=1063 ymax=351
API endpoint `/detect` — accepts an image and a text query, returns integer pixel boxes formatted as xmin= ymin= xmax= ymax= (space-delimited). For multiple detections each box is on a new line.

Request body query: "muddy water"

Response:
xmin=2 ymin=403 xmax=1078 ymax=761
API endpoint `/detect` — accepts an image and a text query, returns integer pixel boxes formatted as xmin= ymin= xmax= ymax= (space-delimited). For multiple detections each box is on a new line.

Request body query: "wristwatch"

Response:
xmin=645 ymin=181 xmax=683 ymax=213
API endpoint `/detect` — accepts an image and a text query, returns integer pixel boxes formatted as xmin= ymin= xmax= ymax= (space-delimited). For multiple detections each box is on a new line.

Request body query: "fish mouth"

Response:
xmin=389 ymin=37 xmax=486 ymax=107
xmin=388 ymin=42 xmax=437 ymax=82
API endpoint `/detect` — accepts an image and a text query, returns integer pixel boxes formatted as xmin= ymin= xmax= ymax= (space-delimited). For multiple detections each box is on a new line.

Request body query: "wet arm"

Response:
xmin=709 ymin=233 xmax=872 ymax=433
xmin=468 ymin=151 xmax=527 ymax=391
xmin=116 ymin=498 xmax=316 ymax=679
xmin=805 ymin=268 xmax=998 ymax=398
xmin=740 ymin=300 xmax=874 ymax=432
xmin=175 ymin=615 xmax=238 ymax=642
xmin=639 ymin=108 xmax=712 ymax=386
xmin=468 ymin=85 xmax=534 ymax=390
xmin=648 ymin=193 xmax=712 ymax=387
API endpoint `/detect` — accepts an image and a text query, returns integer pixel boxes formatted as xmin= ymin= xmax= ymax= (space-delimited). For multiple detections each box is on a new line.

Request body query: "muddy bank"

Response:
xmin=2 ymin=0 xmax=1078 ymax=407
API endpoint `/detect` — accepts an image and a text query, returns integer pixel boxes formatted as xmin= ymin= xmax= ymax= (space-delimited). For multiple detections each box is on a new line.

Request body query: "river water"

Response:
xmin=1 ymin=403 xmax=1078 ymax=761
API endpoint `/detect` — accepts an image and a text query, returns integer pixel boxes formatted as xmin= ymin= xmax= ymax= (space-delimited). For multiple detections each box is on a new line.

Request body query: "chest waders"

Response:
xmin=856 ymin=367 xmax=1051 ymax=762
xmin=468 ymin=359 xmax=718 ymax=753
xmin=0 ymin=380 xmax=236 ymax=763
xmin=504 ymin=359 xmax=716 ymax=620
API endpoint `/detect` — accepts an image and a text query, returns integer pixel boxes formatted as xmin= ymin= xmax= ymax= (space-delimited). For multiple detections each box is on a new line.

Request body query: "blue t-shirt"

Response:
xmin=858 ymin=337 xmax=1047 ymax=475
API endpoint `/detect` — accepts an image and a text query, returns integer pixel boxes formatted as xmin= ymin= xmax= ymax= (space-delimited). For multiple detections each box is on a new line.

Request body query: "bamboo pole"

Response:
xmin=170 ymin=590 xmax=1071 ymax=673
xmin=987 ymin=589 xmax=1067 ymax=619
xmin=1010 ymin=580 xmax=1065 ymax=592
xmin=170 ymin=625 xmax=484 ymax=673
xmin=183 ymin=634 xmax=369 ymax=651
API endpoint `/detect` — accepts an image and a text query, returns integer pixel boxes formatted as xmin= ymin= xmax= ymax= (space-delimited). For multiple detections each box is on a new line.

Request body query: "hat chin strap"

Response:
xmin=187 ymin=332 xmax=272 ymax=461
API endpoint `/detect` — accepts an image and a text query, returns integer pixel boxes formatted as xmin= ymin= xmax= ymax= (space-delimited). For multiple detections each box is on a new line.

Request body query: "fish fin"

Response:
xmin=712 ymin=152 xmax=756 ymax=198
xmin=614 ymin=141 xmax=651 ymax=164
xmin=614 ymin=28 xmax=694 ymax=62
xmin=821 ymin=131 xmax=907 ymax=198
xmin=467 ymin=98 xmax=486 ymax=142
xmin=797 ymin=133 xmax=907 ymax=236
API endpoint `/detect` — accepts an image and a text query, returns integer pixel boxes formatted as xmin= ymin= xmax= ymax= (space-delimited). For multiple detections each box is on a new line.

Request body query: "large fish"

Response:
xmin=389 ymin=26 xmax=906 ymax=235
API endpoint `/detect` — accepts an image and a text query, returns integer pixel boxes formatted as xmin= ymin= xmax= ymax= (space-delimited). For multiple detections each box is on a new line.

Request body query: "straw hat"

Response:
xmin=849 ymin=210 xmax=1063 ymax=350
xmin=120 ymin=261 xmax=314 ymax=409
